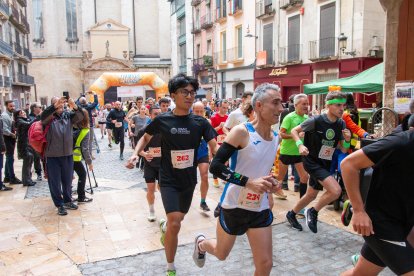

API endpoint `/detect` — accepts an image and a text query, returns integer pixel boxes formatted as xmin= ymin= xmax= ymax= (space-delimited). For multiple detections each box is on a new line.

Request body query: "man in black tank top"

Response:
xmin=285 ymin=91 xmax=351 ymax=233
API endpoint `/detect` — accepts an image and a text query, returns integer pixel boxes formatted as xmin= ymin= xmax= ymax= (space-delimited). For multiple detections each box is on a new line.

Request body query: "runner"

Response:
xmin=107 ymin=101 xmax=126 ymax=160
xmin=104 ymin=103 xmax=114 ymax=148
xmin=192 ymin=101 xmax=211 ymax=212
xmin=285 ymin=91 xmax=351 ymax=233
xmin=97 ymin=106 xmax=108 ymax=139
xmin=192 ymin=83 xmax=283 ymax=275
xmin=277 ymin=94 xmax=309 ymax=200
xmin=210 ymin=100 xmax=229 ymax=188
xmin=126 ymin=74 xmax=218 ymax=276
xmin=340 ymin=122 xmax=414 ymax=276
xmin=223 ymin=91 xmax=253 ymax=133
xmin=136 ymin=105 xmax=162 ymax=222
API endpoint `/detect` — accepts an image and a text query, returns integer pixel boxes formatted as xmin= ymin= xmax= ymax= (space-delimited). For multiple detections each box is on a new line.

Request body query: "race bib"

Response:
xmin=115 ymin=122 xmax=123 ymax=128
xmin=318 ymin=145 xmax=335 ymax=160
xmin=149 ymin=147 xmax=161 ymax=158
xmin=171 ymin=149 xmax=194 ymax=169
xmin=237 ymin=188 xmax=264 ymax=209
xmin=217 ymin=134 xmax=226 ymax=144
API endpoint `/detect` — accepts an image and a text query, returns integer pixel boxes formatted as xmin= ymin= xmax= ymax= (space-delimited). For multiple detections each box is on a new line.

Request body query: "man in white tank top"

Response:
xmin=191 ymin=83 xmax=284 ymax=276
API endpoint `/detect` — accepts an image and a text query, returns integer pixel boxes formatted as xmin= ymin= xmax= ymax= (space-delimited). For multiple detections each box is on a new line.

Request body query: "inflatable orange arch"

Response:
xmin=88 ymin=72 xmax=168 ymax=106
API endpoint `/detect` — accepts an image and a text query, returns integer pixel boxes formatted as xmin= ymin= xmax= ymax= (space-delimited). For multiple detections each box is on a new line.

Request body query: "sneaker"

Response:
xmin=213 ymin=178 xmax=219 ymax=188
xmin=200 ymin=202 xmax=210 ymax=212
xmin=282 ymin=181 xmax=288 ymax=190
xmin=305 ymin=207 xmax=318 ymax=233
xmin=192 ymin=233 xmax=206 ymax=268
xmin=274 ymin=190 xmax=287 ymax=200
xmin=286 ymin=211 xmax=303 ymax=231
xmin=10 ymin=178 xmax=22 ymax=185
xmin=294 ymin=184 xmax=299 ymax=192
xmin=77 ymin=197 xmax=93 ymax=203
xmin=3 ymin=177 xmax=10 ymax=183
xmin=64 ymin=202 xmax=78 ymax=210
xmin=351 ymin=254 xmax=360 ymax=266
xmin=37 ymin=174 xmax=42 ymax=181
xmin=296 ymin=208 xmax=305 ymax=218
xmin=159 ymin=218 xmax=166 ymax=246
xmin=0 ymin=185 xmax=12 ymax=191
xmin=23 ymin=181 xmax=36 ymax=187
xmin=108 ymin=143 xmax=112 ymax=148
xmin=341 ymin=200 xmax=353 ymax=227
xmin=58 ymin=206 xmax=68 ymax=216
xmin=147 ymin=213 xmax=156 ymax=222
xmin=165 ymin=270 xmax=176 ymax=276
xmin=120 ymin=154 xmax=124 ymax=160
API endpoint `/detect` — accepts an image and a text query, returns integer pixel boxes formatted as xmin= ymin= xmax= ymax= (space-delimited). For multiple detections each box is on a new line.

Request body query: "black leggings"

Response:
xmin=73 ymin=161 xmax=87 ymax=199
xmin=113 ymin=127 xmax=125 ymax=154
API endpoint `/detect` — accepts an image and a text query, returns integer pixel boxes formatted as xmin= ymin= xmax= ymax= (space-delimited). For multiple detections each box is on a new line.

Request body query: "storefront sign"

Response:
xmin=269 ymin=68 xmax=288 ymax=76
xmin=394 ymin=82 xmax=414 ymax=113
xmin=117 ymin=86 xmax=145 ymax=98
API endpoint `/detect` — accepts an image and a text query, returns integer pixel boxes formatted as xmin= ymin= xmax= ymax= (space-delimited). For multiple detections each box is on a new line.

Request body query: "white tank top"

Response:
xmin=220 ymin=122 xmax=279 ymax=212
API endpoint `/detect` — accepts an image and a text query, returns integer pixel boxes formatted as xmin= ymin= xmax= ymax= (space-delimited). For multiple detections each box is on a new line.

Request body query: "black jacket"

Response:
xmin=15 ymin=117 xmax=33 ymax=159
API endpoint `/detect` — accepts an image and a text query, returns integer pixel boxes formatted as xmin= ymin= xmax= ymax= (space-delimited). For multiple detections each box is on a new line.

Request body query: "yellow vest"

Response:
xmin=73 ymin=128 xmax=90 ymax=162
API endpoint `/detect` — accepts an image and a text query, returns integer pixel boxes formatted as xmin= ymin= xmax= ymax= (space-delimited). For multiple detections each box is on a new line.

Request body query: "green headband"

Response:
xmin=326 ymin=98 xmax=346 ymax=105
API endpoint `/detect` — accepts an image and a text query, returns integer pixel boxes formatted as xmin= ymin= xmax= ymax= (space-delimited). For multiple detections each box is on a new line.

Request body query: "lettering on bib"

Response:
xmin=171 ymin=149 xmax=194 ymax=169
xmin=318 ymin=145 xmax=335 ymax=160
xmin=149 ymin=147 xmax=161 ymax=158
xmin=238 ymin=188 xmax=264 ymax=209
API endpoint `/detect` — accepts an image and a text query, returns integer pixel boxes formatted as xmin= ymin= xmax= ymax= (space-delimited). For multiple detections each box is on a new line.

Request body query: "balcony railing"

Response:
xmin=23 ymin=47 xmax=31 ymax=60
xmin=309 ymin=37 xmax=337 ymax=61
xmin=280 ymin=0 xmax=303 ymax=10
xmin=13 ymin=42 xmax=22 ymax=55
xmin=229 ymin=0 xmax=242 ymax=15
xmin=20 ymin=14 xmax=29 ymax=33
xmin=256 ymin=0 xmax=275 ymax=18
xmin=193 ymin=55 xmax=213 ymax=69
xmin=17 ymin=0 xmax=26 ymax=7
xmin=214 ymin=50 xmax=227 ymax=65
xmin=191 ymin=21 xmax=201 ymax=34
xmin=279 ymin=44 xmax=302 ymax=64
xmin=0 ymin=39 xmax=13 ymax=58
xmin=215 ymin=6 xmax=227 ymax=22
xmin=10 ymin=4 xmax=18 ymax=23
xmin=227 ymin=47 xmax=243 ymax=63
xmin=191 ymin=0 xmax=201 ymax=6
xmin=14 ymin=73 xmax=34 ymax=85
xmin=200 ymin=14 xmax=213 ymax=29
xmin=0 ymin=0 xmax=10 ymax=19
xmin=178 ymin=33 xmax=186 ymax=45
xmin=179 ymin=64 xmax=187 ymax=74
xmin=200 ymin=75 xmax=213 ymax=84
xmin=4 ymin=76 xmax=11 ymax=86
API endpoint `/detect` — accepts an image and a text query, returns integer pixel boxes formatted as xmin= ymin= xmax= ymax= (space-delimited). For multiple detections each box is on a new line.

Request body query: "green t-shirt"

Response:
xmin=280 ymin=112 xmax=308 ymax=155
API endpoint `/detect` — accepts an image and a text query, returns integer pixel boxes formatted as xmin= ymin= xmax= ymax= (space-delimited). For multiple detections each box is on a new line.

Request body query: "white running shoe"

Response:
xmin=192 ymin=233 xmax=206 ymax=268
xmin=147 ymin=213 xmax=156 ymax=222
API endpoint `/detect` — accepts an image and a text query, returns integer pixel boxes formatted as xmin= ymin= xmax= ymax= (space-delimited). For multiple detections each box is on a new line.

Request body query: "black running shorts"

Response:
xmin=303 ymin=157 xmax=331 ymax=191
xmin=197 ymin=155 xmax=209 ymax=164
xmin=361 ymin=235 xmax=414 ymax=275
xmin=160 ymin=184 xmax=196 ymax=214
xmin=105 ymin=123 xmax=114 ymax=130
xmin=279 ymin=154 xmax=303 ymax=165
xmin=219 ymin=208 xmax=273 ymax=236
xmin=144 ymin=165 xmax=159 ymax=183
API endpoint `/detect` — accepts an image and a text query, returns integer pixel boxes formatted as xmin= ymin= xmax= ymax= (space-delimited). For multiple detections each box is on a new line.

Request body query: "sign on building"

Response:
xmin=117 ymin=86 xmax=145 ymax=98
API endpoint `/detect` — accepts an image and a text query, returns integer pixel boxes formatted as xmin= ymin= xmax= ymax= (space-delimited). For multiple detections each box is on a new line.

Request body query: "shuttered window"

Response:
xmin=263 ymin=23 xmax=273 ymax=64
xmin=288 ymin=15 xmax=300 ymax=61
xmin=319 ymin=2 xmax=336 ymax=57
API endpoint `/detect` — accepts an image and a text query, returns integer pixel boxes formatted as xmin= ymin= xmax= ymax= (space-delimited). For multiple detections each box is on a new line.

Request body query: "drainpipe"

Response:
xmin=132 ymin=0 xmax=137 ymax=56
xmin=94 ymin=0 xmax=97 ymax=23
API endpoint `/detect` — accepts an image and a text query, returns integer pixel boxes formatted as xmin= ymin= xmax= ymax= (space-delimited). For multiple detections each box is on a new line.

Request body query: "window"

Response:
xmin=216 ymin=0 xmax=226 ymax=19
xmin=179 ymin=43 xmax=186 ymax=65
xmin=206 ymin=3 xmax=211 ymax=22
xmin=179 ymin=17 xmax=186 ymax=36
xmin=221 ymin=31 xmax=226 ymax=61
xmin=196 ymin=44 xmax=200 ymax=59
xmin=319 ymin=2 xmax=336 ymax=57
xmin=263 ymin=23 xmax=273 ymax=64
xmin=32 ymin=0 xmax=44 ymax=45
xmin=236 ymin=25 xmax=242 ymax=58
xmin=288 ymin=14 xmax=300 ymax=61
xmin=207 ymin=39 xmax=212 ymax=55
xmin=65 ymin=0 xmax=78 ymax=43
xmin=195 ymin=9 xmax=200 ymax=28
xmin=15 ymin=29 xmax=20 ymax=46
xmin=0 ymin=24 xmax=3 ymax=41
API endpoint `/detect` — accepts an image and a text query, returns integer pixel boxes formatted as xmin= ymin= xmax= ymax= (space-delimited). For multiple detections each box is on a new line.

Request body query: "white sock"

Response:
xmin=167 ymin=262 xmax=175 ymax=271
xmin=149 ymin=204 xmax=155 ymax=213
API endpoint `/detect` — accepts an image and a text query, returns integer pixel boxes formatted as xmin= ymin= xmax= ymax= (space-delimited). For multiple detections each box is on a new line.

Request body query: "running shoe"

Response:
xmin=274 ymin=190 xmax=287 ymax=200
xmin=305 ymin=207 xmax=318 ymax=233
xmin=108 ymin=143 xmax=112 ymax=148
xmin=286 ymin=211 xmax=303 ymax=231
xmin=351 ymin=254 xmax=360 ymax=266
xmin=200 ymin=202 xmax=210 ymax=212
xmin=213 ymin=178 xmax=219 ymax=188
xmin=120 ymin=154 xmax=124 ymax=160
xmin=37 ymin=174 xmax=42 ymax=181
xmin=296 ymin=208 xmax=305 ymax=218
xmin=192 ymin=233 xmax=206 ymax=268
xmin=341 ymin=200 xmax=353 ymax=227
xmin=58 ymin=206 xmax=68 ymax=216
xmin=147 ymin=213 xmax=156 ymax=222
xmin=64 ymin=202 xmax=78 ymax=210
xmin=0 ymin=185 xmax=12 ymax=191
xmin=159 ymin=218 xmax=166 ymax=246
xmin=165 ymin=270 xmax=176 ymax=276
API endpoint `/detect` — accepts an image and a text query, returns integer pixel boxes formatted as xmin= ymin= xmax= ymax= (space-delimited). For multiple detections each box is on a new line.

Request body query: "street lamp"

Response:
xmin=245 ymin=24 xmax=258 ymax=39
xmin=338 ymin=33 xmax=356 ymax=57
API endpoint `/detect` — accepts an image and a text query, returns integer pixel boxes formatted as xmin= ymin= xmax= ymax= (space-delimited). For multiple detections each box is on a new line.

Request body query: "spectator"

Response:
xmin=0 ymin=113 xmax=10 ymax=191
xmin=77 ymin=91 xmax=98 ymax=157
xmin=29 ymin=102 xmax=44 ymax=180
xmin=24 ymin=103 xmax=30 ymax=116
xmin=158 ymin=97 xmax=170 ymax=113
xmin=2 ymin=100 xmax=21 ymax=184
xmin=224 ymin=91 xmax=253 ymax=133
xmin=14 ymin=109 xmax=36 ymax=186
xmin=41 ymin=96 xmax=84 ymax=216
xmin=202 ymin=98 xmax=212 ymax=118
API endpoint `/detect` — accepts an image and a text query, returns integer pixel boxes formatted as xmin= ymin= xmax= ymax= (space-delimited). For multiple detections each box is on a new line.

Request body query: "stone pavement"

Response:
xmin=0 ymin=129 xmax=393 ymax=275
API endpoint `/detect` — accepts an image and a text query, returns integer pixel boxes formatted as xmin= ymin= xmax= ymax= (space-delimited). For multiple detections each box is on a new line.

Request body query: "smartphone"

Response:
xmin=63 ymin=91 xmax=69 ymax=100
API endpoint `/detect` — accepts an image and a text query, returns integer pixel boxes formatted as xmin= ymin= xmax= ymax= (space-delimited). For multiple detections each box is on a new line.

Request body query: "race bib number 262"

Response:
xmin=171 ymin=149 xmax=194 ymax=169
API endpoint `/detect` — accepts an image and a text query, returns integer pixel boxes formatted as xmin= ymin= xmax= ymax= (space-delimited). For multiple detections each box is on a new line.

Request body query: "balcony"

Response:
xmin=0 ymin=39 xmax=13 ymax=59
xmin=4 ymin=76 xmax=11 ymax=87
xmin=13 ymin=73 xmax=34 ymax=85
xmin=191 ymin=21 xmax=201 ymax=34
xmin=256 ymin=0 xmax=275 ymax=19
xmin=13 ymin=42 xmax=22 ymax=55
xmin=278 ymin=44 xmax=302 ymax=65
xmin=191 ymin=0 xmax=201 ymax=6
xmin=10 ymin=4 xmax=19 ymax=24
xmin=178 ymin=33 xmax=186 ymax=45
xmin=23 ymin=47 xmax=32 ymax=61
xmin=280 ymin=0 xmax=303 ymax=10
xmin=0 ymin=0 xmax=10 ymax=19
xmin=192 ymin=55 xmax=213 ymax=74
xmin=176 ymin=4 xmax=185 ymax=19
xmin=227 ymin=47 xmax=243 ymax=64
xmin=200 ymin=14 xmax=213 ymax=29
xmin=229 ymin=0 xmax=242 ymax=16
xmin=215 ymin=7 xmax=227 ymax=23
xmin=214 ymin=50 xmax=227 ymax=65
xmin=20 ymin=14 xmax=29 ymax=33
xmin=200 ymin=75 xmax=213 ymax=85
xmin=16 ymin=0 xmax=26 ymax=7
xmin=179 ymin=64 xmax=187 ymax=74
xmin=309 ymin=37 xmax=338 ymax=61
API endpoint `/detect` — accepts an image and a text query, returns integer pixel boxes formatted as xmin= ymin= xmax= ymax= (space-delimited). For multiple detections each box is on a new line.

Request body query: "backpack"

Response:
xmin=28 ymin=120 xmax=53 ymax=156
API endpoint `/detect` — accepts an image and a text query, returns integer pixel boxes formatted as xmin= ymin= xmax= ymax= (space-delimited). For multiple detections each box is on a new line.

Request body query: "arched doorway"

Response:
xmin=235 ymin=82 xmax=245 ymax=98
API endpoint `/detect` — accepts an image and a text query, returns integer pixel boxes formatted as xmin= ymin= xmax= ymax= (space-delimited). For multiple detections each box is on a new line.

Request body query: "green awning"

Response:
xmin=304 ymin=62 xmax=383 ymax=95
